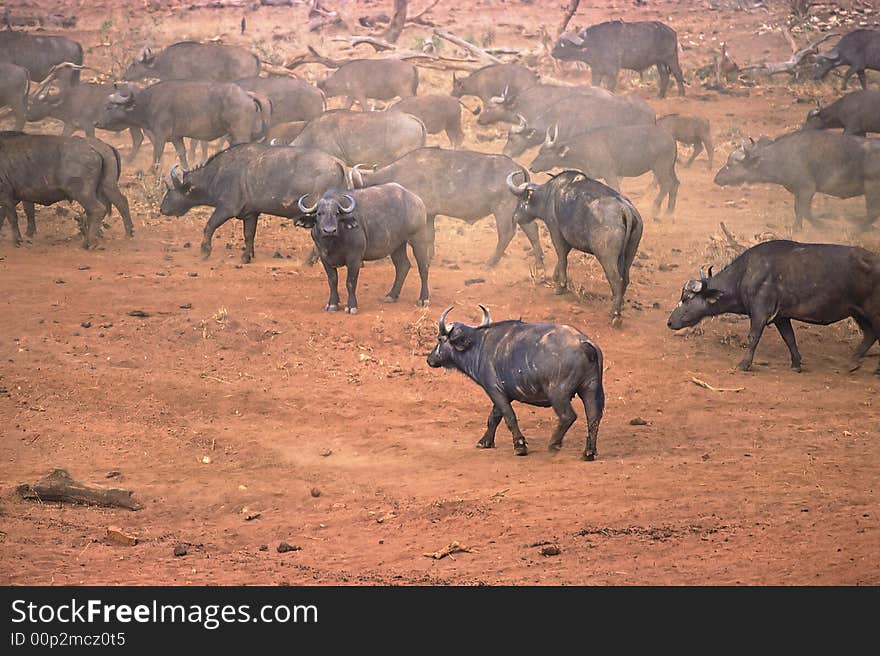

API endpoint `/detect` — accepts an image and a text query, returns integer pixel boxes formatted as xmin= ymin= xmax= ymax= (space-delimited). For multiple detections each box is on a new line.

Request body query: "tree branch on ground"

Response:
xmin=557 ymin=0 xmax=580 ymax=39
xmin=740 ymin=27 xmax=838 ymax=77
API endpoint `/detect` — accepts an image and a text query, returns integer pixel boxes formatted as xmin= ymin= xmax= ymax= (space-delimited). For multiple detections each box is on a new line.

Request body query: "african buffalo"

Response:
xmin=813 ymin=29 xmax=880 ymax=90
xmin=317 ymin=59 xmax=418 ymax=110
xmin=476 ymin=83 xmax=614 ymax=126
xmin=657 ymin=113 xmax=714 ymax=168
xmin=96 ymin=81 xmax=268 ymax=167
xmin=427 ymin=306 xmax=605 ymax=460
xmin=0 ymin=132 xmax=132 ymax=248
xmin=296 ymin=184 xmax=430 ymax=313
xmin=352 ymin=147 xmax=544 ymax=268
xmin=0 ymin=62 xmax=29 ymax=130
xmin=552 ymin=20 xmax=685 ymax=97
xmin=450 ymin=63 xmax=539 ymax=105
xmin=387 ymin=95 xmax=467 ymax=148
xmin=235 ymin=75 xmax=324 ymax=125
xmin=123 ymin=42 xmax=260 ymax=82
xmin=804 ymin=90 xmax=880 ymax=136
xmin=0 ymin=30 xmax=82 ymax=90
xmin=530 ymin=124 xmax=679 ymax=215
xmin=507 ymin=170 xmax=643 ymax=326
xmin=714 ymin=130 xmax=880 ymax=230
xmin=291 ymin=109 xmax=426 ymax=167
xmin=159 ymin=143 xmax=348 ymax=263
xmin=668 ymin=240 xmax=880 ymax=376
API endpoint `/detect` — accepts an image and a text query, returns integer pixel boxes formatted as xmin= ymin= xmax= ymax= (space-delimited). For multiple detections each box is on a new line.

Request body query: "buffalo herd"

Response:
xmin=2 ymin=18 xmax=880 ymax=460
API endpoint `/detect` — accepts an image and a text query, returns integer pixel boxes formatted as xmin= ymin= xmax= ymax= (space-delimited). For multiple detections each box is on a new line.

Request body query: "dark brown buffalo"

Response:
xmin=813 ymin=29 xmax=880 ymax=90
xmin=0 ymin=30 xmax=83 ymax=90
xmin=804 ymin=90 xmax=880 ymax=136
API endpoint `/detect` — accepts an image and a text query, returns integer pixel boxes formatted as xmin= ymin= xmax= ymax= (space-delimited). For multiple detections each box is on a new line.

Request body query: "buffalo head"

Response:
xmin=122 ymin=46 xmax=157 ymax=81
xmin=528 ymin=124 xmax=572 ymax=173
xmin=426 ymin=305 xmax=492 ymax=368
xmin=713 ymin=137 xmax=768 ymax=186
xmin=159 ymin=164 xmax=201 ymax=216
xmin=297 ymin=193 xmax=357 ymax=236
xmin=551 ymin=31 xmax=586 ymax=61
xmin=667 ymin=267 xmax=721 ymax=330
xmin=502 ymin=114 xmax=542 ymax=157
xmin=96 ymin=83 xmax=136 ymax=130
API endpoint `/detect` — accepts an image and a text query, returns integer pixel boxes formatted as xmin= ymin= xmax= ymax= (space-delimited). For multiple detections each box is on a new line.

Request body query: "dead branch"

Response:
xmin=408 ymin=0 xmax=439 ymax=25
xmin=557 ymin=0 xmax=581 ymax=39
xmin=320 ymin=38 xmax=485 ymax=71
xmin=433 ymin=30 xmax=502 ymax=65
xmin=285 ymin=45 xmax=350 ymax=70
xmin=332 ymin=35 xmax=397 ymax=52
xmin=740 ymin=28 xmax=839 ymax=76
xmin=691 ymin=377 xmax=744 ymax=393
xmin=383 ymin=0 xmax=408 ymax=43
xmin=720 ymin=222 xmax=747 ymax=254
xmin=307 ymin=0 xmax=346 ymax=32
xmin=423 ymin=541 xmax=477 ymax=559
xmin=17 ymin=469 xmax=143 ymax=510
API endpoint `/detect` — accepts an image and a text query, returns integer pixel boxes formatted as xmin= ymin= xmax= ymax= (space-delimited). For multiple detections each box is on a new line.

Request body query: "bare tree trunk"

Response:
xmin=557 ymin=0 xmax=581 ymax=38
xmin=384 ymin=0 xmax=408 ymax=43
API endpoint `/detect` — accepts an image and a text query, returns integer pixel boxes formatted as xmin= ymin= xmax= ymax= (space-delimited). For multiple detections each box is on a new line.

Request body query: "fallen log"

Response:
xmin=17 ymin=469 xmax=143 ymax=511
xmin=740 ymin=27 xmax=838 ymax=77
xmin=433 ymin=30 xmax=502 ymax=65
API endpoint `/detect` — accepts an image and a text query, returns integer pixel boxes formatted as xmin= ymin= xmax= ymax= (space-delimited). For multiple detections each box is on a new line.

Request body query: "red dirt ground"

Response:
xmin=1 ymin=0 xmax=878 ymax=585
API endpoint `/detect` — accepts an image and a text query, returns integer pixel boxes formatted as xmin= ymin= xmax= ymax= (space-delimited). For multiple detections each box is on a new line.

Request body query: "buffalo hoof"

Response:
xmin=485 ymin=256 xmax=501 ymax=268
xmin=324 ymin=304 xmax=340 ymax=312
xmin=610 ymin=315 xmax=623 ymax=329
xmin=200 ymin=247 xmax=212 ymax=260
xmin=736 ymin=361 xmax=752 ymax=372
xmin=513 ymin=438 xmax=528 ymax=456
xmin=345 ymin=306 xmax=359 ymax=315
xmin=125 ymin=231 xmax=134 ymax=239
xmin=849 ymin=359 xmax=862 ymax=373
xmin=417 ymin=298 xmax=430 ymax=307
xmin=25 ymin=230 xmax=35 ymax=239
xmin=476 ymin=439 xmax=494 ymax=449
xmin=548 ymin=442 xmax=562 ymax=453
xmin=554 ymin=286 xmax=568 ymax=296
xmin=582 ymin=451 xmax=596 ymax=461
xmin=791 ymin=363 xmax=802 ymax=373
xmin=381 ymin=295 xmax=398 ymax=304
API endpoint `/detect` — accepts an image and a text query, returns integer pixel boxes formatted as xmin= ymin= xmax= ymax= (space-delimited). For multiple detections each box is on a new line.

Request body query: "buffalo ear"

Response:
xmin=448 ymin=327 xmax=472 ymax=351
xmin=341 ymin=216 xmax=359 ymax=230
xmin=705 ymin=289 xmax=723 ymax=304
xmin=295 ymin=216 xmax=316 ymax=228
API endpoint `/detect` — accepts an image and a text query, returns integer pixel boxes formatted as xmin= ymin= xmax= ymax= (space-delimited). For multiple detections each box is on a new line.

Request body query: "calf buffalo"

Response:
xmin=714 ymin=130 xmax=880 ymax=230
xmin=296 ymin=184 xmax=430 ymax=313
xmin=0 ymin=132 xmax=132 ymax=248
xmin=159 ymin=143 xmax=348 ymax=262
xmin=387 ymin=95 xmax=466 ymax=148
xmin=530 ymin=124 xmax=679 ymax=215
xmin=668 ymin=240 xmax=880 ymax=376
xmin=317 ymin=59 xmax=418 ymax=110
xmin=123 ymin=42 xmax=260 ymax=82
xmin=657 ymin=114 xmax=714 ymax=168
xmin=552 ymin=20 xmax=685 ymax=97
xmin=427 ymin=306 xmax=605 ymax=460
xmin=813 ymin=29 xmax=880 ymax=90
xmin=507 ymin=170 xmax=643 ymax=326
xmin=450 ymin=63 xmax=539 ymax=105
xmin=804 ymin=90 xmax=880 ymax=136
xmin=353 ymin=147 xmax=544 ymax=268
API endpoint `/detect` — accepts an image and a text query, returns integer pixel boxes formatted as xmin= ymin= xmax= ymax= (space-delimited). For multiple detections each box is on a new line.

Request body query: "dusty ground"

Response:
xmin=1 ymin=0 xmax=878 ymax=585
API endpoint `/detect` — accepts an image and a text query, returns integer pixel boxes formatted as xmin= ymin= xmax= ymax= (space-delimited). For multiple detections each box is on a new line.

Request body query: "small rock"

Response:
xmin=106 ymin=526 xmax=137 ymax=547
xmin=188 ymin=272 xmax=198 ymax=277
xmin=310 ymin=487 xmax=321 ymax=498
xmin=201 ymin=456 xmax=212 ymax=464
xmin=173 ymin=545 xmax=188 ymax=557
xmin=55 ymin=279 xmax=65 ymax=284
xmin=179 ymin=303 xmax=192 ymax=310
xmin=81 ymin=321 xmax=92 ymax=329
xmin=100 ymin=323 xmax=113 ymax=329
xmin=127 ymin=310 xmax=151 ymax=318
xmin=273 ymin=251 xmax=283 ymax=259
xmin=464 ymin=278 xmax=485 ymax=286
xmin=77 ymin=265 xmax=90 ymax=271
xmin=183 ymin=242 xmax=192 ymax=248
xmin=540 ymin=545 xmax=561 ymax=557
xmin=652 ymin=302 xmax=661 ymax=309
xmin=629 ymin=417 xmax=649 ymax=426
xmin=106 ymin=471 xmax=121 ymax=479
xmin=259 ymin=544 xmax=268 ymax=551
xmin=701 ymin=453 xmax=711 ymax=461
xmin=277 ymin=542 xmax=301 ymax=553
xmin=320 ymin=449 xmax=333 ymax=457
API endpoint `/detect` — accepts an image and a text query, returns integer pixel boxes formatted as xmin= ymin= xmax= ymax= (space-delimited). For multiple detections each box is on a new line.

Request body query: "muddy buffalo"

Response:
xmin=123 ymin=42 xmax=260 ymax=82
xmin=296 ymin=184 xmax=430 ymax=313
xmin=317 ymin=59 xmax=417 ymax=110
xmin=507 ymin=170 xmax=643 ymax=326
xmin=552 ymin=20 xmax=685 ymax=97
xmin=0 ymin=132 xmax=132 ymax=248
xmin=427 ymin=306 xmax=605 ymax=460
xmin=714 ymin=130 xmax=880 ymax=230
xmin=159 ymin=143 xmax=348 ymax=263
xmin=668 ymin=240 xmax=880 ymax=376
xmin=353 ymin=147 xmax=544 ymax=268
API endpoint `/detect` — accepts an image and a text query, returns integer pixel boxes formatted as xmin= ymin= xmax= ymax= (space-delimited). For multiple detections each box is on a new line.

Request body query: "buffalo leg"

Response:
xmin=23 ymin=202 xmax=36 ymax=238
xmin=670 ymin=60 xmax=686 ymax=96
xmin=241 ymin=213 xmax=258 ymax=263
xmin=127 ymin=128 xmax=144 ymax=162
xmin=704 ymin=137 xmax=715 ymax=169
xmin=151 ymin=135 xmax=167 ymax=168
xmin=200 ymin=208 xmax=235 ymax=259
xmin=849 ymin=314 xmax=877 ymax=372
xmin=577 ymin=382 xmax=603 ymax=461
xmin=79 ymin=198 xmax=108 ymax=250
xmin=477 ymin=405 xmax=502 ymax=449
xmin=739 ymin=312 xmax=769 ymax=371
xmin=857 ymin=69 xmax=867 ymax=90
xmin=774 ymin=318 xmax=802 ymax=372
xmin=343 ymin=259 xmax=362 ymax=314
xmin=487 ymin=391 xmax=527 ymax=456
xmin=383 ymin=243 xmax=411 ymax=303
xmin=426 ymin=215 xmax=437 ymax=262
xmin=547 ymin=396 xmax=577 ymax=452
xmin=549 ymin=229 xmax=571 ymax=294
xmin=519 ymin=219 xmax=545 ymax=270
xmin=685 ymin=141 xmax=703 ymax=168
xmin=596 ymin=249 xmax=627 ymax=327
xmin=100 ymin=183 xmax=134 ymax=238
xmin=2 ymin=203 xmax=22 ymax=245
xmin=410 ymin=237 xmax=431 ymax=307
xmin=793 ymin=192 xmax=815 ymax=231
xmin=322 ymin=260 xmax=341 ymax=311
xmin=171 ymin=138 xmax=189 ymax=169
xmin=657 ymin=63 xmax=670 ymax=98
xmin=304 ymin=247 xmax=319 ymax=266
xmin=487 ymin=212 xmax=516 ymax=267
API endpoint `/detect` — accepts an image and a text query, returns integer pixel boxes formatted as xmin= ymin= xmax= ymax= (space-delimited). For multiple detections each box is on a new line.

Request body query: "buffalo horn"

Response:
xmin=506 ymin=170 xmax=530 ymax=196
xmin=297 ymin=194 xmax=318 ymax=214
xmin=439 ymin=306 xmax=454 ymax=335
xmin=338 ymin=194 xmax=356 ymax=213
xmin=478 ymin=304 xmax=491 ymax=326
